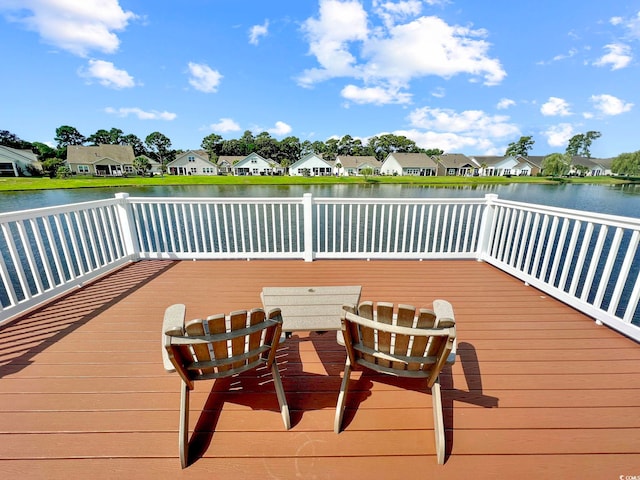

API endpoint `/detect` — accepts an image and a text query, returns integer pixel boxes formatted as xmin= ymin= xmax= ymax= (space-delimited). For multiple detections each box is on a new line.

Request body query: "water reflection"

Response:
xmin=1 ymin=183 xmax=639 ymax=218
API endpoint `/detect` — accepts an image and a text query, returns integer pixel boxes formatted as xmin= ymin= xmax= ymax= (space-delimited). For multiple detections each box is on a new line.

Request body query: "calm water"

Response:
xmin=1 ymin=183 xmax=640 ymax=218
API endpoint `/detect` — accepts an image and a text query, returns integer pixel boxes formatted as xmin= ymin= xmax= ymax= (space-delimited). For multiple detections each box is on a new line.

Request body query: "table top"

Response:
xmin=261 ymin=285 xmax=362 ymax=332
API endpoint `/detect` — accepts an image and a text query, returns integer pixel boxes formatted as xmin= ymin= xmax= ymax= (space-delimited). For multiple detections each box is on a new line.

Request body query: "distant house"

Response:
xmin=469 ymin=155 xmax=520 ymax=176
xmin=289 ymin=153 xmax=333 ymax=176
xmin=167 ymin=150 xmax=218 ymax=176
xmin=217 ymin=156 xmax=242 ymax=175
xmin=0 ymin=145 xmax=40 ymax=177
xmin=232 ymin=152 xmax=283 ymax=176
xmin=335 ymin=155 xmax=381 ymax=176
xmin=435 ymin=154 xmax=477 ymax=176
xmin=570 ymin=156 xmax=611 ymax=176
xmin=134 ymin=154 xmax=162 ymax=176
xmin=66 ymin=144 xmax=135 ymax=176
xmin=380 ymin=152 xmax=437 ymax=176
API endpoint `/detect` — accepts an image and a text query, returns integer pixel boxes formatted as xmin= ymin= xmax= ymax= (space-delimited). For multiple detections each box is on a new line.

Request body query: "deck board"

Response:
xmin=1 ymin=259 xmax=639 ymax=479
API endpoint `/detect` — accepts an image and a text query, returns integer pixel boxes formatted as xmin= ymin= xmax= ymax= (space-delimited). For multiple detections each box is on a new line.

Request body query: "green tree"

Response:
xmin=566 ymin=131 xmax=601 ymax=158
xmin=0 ymin=130 xmax=32 ymax=149
xmin=32 ymin=142 xmax=57 ymax=161
xmin=54 ymin=125 xmax=85 ymax=149
xmin=505 ymin=136 xmax=534 ymax=157
xmin=41 ymin=157 xmax=66 ymax=178
xmin=611 ymin=151 xmax=640 ymax=176
xmin=145 ymin=131 xmax=173 ymax=170
xmin=542 ymin=153 xmax=571 ymax=177
xmin=133 ymin=156 xmax=151 ymax=175
xmin=277 ymin=136 xmax=301 ymax=164
xmin=201 ymin=133 xmax=223 ymax=161
xmin=122 ymin=134 xmax=147 ymax=157
xmin=87 ymin=129 xmax=112 ymax=145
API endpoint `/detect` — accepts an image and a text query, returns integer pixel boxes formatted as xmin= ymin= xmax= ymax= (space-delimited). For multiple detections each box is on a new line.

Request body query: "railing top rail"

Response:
xmin=0 ymin=198 xmax=119 ymax=222
xmin=312 ymin=197 xmax=488 ymax=205
xmin=492 ymin=198 xmax=640 ymax=230
xmin=127 ymin=196 xmax=304 ymax=205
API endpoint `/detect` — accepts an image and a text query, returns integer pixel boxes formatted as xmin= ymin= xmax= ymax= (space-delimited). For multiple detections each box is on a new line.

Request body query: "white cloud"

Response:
xmin=298 ymin=1 xmax=506 ymax=101
xmin=497 ymin=98 xmax=515 ymax=110
xmin=187 ymin=62 xmax=223 ymax=93
xmin=249 ymin=20 xmax=269 ymax=45
xmin=402 ymin=106 xmax=519 ymax=153
xmin=0 ymin=0 xmax=136 ymax=56
xmin=543 ymin=123 xmax=574 ymax=147
xmin=540 ymin=97 xmax=572 ymax=116
xmin=105 ymin=107 xmax=176 ymax=121
xmin=611 ymin=12 xmax=640 ymax=39
xmin=209 ymin=118 xmax=241 ymax=133
xmin=341 ymin=84 xmax=412 ymax=104
xmin=268 ymin=121 xmax=292 ymax=136
xmin=590 ymin=94 xmax=633 ymax=115
xmin=593 ymin=43 xmax=632 ymax=70
xmin=78 ymin=59 xmax=135 ymax=89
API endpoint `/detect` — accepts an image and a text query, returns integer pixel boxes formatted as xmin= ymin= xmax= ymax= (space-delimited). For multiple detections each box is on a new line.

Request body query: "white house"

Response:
xmin=289 ymin=153 xmax=333 ymax=176
xmin=232 ymin=152 xmax=283 ymax=176
xmin=167 ymin=150 xmax=218 ymax=176
xmin=435 ymin=153 xmax=477 ymax=176
xmin=470 ymin=156 xmax=521 ymax=176
xmin=217 ymin=156 xmax=242 ymax=175
xmin=334 ymin=155 xmax=381 ymax=176
xmin=0 ymin=145 xmax=40 ymax=176
xmin=380 ymin=152 xmax=437 ymax=176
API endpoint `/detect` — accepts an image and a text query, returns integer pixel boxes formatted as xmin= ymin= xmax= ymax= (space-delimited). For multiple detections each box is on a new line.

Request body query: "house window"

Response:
xmin=251 ymin=159 xmax=257 ymax=164
xmin=190 ymin=167 xmax=197 ymax=174
xmin=124 ymin=165 xmax=133 ymax=173
xmin=188 ymin=156 xmax=195 ymax=162
xmin=406 ymin=168 xmax=419 ymax=175
xmin=77 ymin=165 xmax=90 ymax=174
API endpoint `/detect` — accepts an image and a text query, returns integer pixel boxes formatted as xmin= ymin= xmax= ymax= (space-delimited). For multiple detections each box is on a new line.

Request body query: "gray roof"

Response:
xmin=335 ymin=155 xmax=381 ymax=168
xmin=386 ymin=152 xmax=437 ymax=168
xmin=436 ymin=153 xmax=475 ymax=168
xmin=66 ymin=145 xmax=135 ymax=165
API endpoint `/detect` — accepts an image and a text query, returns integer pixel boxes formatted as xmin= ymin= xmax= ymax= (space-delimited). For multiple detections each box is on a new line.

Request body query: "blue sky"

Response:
xmin=1 ymin=0 xmax=639 ymax=158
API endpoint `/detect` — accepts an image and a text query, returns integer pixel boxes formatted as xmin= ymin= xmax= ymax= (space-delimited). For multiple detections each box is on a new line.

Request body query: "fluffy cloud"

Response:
xmin=543 ymin=123 xmax=574 ymax=147
xmin=268 ymin=121 xmax=292 ymax=136
xmin=497 ymin=98 xmax=515 ymax=110
xmin=540 ymin=97 xmax=572 ymax=116
xmin=590 ymin=94 xmax=633 ymax=115
xmin=401 ymin=106 xmax=519 ymax=153
xmin=593 ymin=43 xmax=632 ymax=70
xmin=249 ymin=20 xmax=269 ymax=45
xmin=78 ymin=59 xmax=136 ymax=89
xmin=188 ymin=62 xmax=223 ymax=93
xmin=105 ymin=107 xmax=176 ymax=120
xmin=298 ymin=0 xmax=505 ymax=101
xmin=209 ymin=118 xmax=241 ymax=133
xmin=0 ymin=0 xmax=136 ymax=56
xmin=341 ymin=84 xmax=412 ymax=105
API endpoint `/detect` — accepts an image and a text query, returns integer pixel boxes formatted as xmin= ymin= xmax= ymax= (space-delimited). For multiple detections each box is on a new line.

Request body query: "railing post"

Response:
xmin=115 ymin=193 xmax=140 ymax=260
xmin=303 ymin=193 xmax=314 ymax=262
xmin=476 ymin=194 xmax=499 ymax=261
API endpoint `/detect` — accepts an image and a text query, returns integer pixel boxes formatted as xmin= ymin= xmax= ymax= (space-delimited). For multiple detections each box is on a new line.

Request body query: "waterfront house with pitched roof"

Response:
xmin=232 ymin=152 xmax=283 ymax=176
xmin=335 ymin=155 xmax=382 ymax=176
xmin=167 ymin=150 xmax=218 ymax=176
xmin=66 ymin=144 xmax=135 ymax=176
xmin=435 ymin=153 xmax=478 ymax=176
xmin=380 ymin=152 xmax=437 ymax=176
xmin=0 ymin=145 xmax=40 ymax=176
xmin=289 ymin=153 xmax=333 ymax=176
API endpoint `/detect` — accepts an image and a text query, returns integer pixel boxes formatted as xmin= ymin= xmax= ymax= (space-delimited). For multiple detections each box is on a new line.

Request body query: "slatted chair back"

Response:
xmin=341 ymin=301 xmax=456 ymax=387
xmin=164 ymin=308 xmax=283 ymax=388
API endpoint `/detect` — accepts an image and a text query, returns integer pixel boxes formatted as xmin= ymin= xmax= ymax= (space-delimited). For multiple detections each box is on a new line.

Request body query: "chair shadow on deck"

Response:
xmin=0 ymin=260 xmax=178 ymax=378
xmin=309 ymin=334 xmax=499 ymax=464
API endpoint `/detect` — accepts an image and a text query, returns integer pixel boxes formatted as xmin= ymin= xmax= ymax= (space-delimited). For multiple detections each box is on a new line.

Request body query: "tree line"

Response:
xmin=3 ymin=126 xmax=640 ymax=177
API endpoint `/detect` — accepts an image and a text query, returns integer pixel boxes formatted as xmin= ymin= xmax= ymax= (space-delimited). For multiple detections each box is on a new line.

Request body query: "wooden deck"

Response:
xmin=1 ymin=259 xmax=639 ymax=479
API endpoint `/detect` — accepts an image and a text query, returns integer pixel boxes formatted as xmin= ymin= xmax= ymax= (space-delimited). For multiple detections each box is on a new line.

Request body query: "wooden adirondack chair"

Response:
xmin=334 ymin=300 xmax=456 ymax=464
xmin=163 ymin=304 xmax=290 ymax=468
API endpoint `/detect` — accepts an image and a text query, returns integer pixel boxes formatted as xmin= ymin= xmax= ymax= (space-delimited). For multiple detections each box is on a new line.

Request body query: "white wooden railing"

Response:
xmin=1 ymin=192 xmax=639 ymax=341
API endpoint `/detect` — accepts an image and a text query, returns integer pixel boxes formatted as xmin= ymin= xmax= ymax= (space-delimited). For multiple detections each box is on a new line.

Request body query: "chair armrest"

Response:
xmin=162 ymin=304 xmax=186 ymax=372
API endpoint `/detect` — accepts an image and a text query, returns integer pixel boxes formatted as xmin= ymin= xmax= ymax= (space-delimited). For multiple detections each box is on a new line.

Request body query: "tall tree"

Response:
xmin=32 ymin=142 xmax=57 ymax=161
xmin=201 ymin=133 xmax=223 ymax=161
xmin=277 ymin=136 xmax=301 ymax=164
xmin=145 ymin=131 xmax=173 ymax=169
xmin=505 ymin=136 xmax=534 ymax=157
xmin=87 ymin=129 xmax=112 ymax=145
xmin=0 ymin=130 xmax=32 ymax=149
xmin=54 ymin=125 xmax=85 ymax=158
xmin=566 ymin=131 xmax=601 ymax=158
xmin=121 ymin=134 xmax=147 ymax=157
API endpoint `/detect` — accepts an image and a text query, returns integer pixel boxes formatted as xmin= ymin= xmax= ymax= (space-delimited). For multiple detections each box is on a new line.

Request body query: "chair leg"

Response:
xmin=334 ymin=357 xmax=352 ymax=433
xmin=270 ymin=364 xmax=291 ymax=430
xmin=431 ymin=377 xmax=445 ymax=464
xmin=179 ymin=381 xmax=190 ymax=468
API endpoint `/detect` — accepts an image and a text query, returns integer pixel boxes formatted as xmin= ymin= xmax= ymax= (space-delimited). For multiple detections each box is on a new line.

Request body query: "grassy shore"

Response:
xmin=0 ymin=174 xmax=633 ymax=192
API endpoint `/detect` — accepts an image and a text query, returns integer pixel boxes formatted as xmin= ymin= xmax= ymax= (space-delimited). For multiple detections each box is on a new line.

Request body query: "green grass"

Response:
xmin=0 ymin=174 xmax=633 ymax=192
